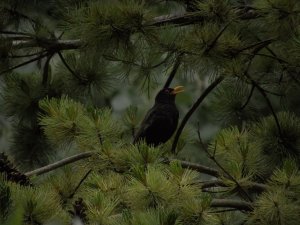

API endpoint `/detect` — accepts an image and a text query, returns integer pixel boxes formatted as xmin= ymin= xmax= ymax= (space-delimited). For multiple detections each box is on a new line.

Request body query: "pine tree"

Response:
xmin=1 ymin=0 xmax=300 ymax=224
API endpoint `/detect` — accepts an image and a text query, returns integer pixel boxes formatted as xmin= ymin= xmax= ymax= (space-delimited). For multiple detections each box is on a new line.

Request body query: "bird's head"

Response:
xmin=155 ymin=86 xmax=184 ymax=104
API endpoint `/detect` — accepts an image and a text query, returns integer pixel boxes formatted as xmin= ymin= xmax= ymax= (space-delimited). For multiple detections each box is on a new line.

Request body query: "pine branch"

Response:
xmin=6 ymin=8 xmax=261 ymax=51
xmin=24 ymin=152 xmax=94 ymax=176
xmin=204 ymin=23 xmax=231 ymax=55
xmin=42 ymin=53 xmax=55 ymax=87
xmin=240 ymin=84 xmax=255 ymax=110
xmin=249 ymin=78 xmax=283 ymax=136
xmin=243 ymin=50 xmax=282 ymax=137
xmin=150 ymin=12 xmax=203 ymax=26
xmin=0 ymin=30 xmax=32 ymax=36
xmin=163 ymin=53 xmax=183 ymax=88
xmin=0 ymin=51 xmax=49 ymax=76
xmin=68 ymin=169 xmax=92 ymax=199
xmin=199 ymin=178 xmax=266 ymax=193
xmin=150 ymin=8 xmax=259 ymax=27
xmin=57 ymin=51 xmax=82 ymax=81
xmin=211 ymin=199 xmax=253 ymax=211
xmin=171 ymin=76 xmax=224 ymax=153
xmin=165 ymin=159 xmax=219 ymax=177
xmin=24 ymin=151 xmax=267 ymax=192
xmin=12 ymin=39 xmax=82 ymax=50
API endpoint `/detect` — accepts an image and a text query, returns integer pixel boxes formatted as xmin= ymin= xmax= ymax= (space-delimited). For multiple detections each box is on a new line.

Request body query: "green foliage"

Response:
xmin=2 ymin=0 xmax=300 ymax=224
xmin=196 ymin=0 xmax=236 ymax=23
xmin=209 ymin=78 xmax=256 ymax=125
xmin=248 ymin=188 xmax=300 ymax=225
xmin=39 ymin=96 xmax=121 ymax=151
xmin=3 ymin=73 xmax=46 ymax=123
xmin=183 ymin=23 xmax=242 ymax=59
xmin=123 ymin=105 xmax=140 ymax=138
xmin=63 ymin=0 xmax=152 ymax=52
xmin=10 ymin=124 xmax=54 ymax=170
xmin=0 ymin=177 xmax=12 ymax=222
xmin=248 ymin=160 xmax=300 ymax=224
xmin=268 ymin=160 xmax=300 ymax=197
xmin=85 ymin=171 xmax=126 ymax=198
xmin=253 ymin=0 xmax=300 ymax=38
xmin=126 ymin=165 xmax=176 ymax=209
xmin=43 ymin=166 xmax=88 ymax=207
xmin=210 ymin=127 xmax=267 ymax=181
xmin=2 ymin=206 xmax=23 ymax=225
xmin=251 ymin=112 xmax=300 ymax=168
xmin=85 ymin=190 xmax=120 ymax=224
xmin=39 ymin=96 xmax=88 ymax=145
xmin=76 ymin=108 xmax=122 ymax=150
xmin=129 ymin=209 xmax=180 ymax=225
xmin=121 ymin=142 xmax=164 ymax=167
xmin=6 ymin=182 xmax=68 ymax=225
xmin=56 ymin=52 xmax=116 ymax=99
xmin=168 ymin=161 xmax=202 ymax=201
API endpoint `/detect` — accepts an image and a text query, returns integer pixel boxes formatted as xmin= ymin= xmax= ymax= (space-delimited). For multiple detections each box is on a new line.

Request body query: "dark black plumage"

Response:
xmin=133 ymin=86 xmax=184 ymax=146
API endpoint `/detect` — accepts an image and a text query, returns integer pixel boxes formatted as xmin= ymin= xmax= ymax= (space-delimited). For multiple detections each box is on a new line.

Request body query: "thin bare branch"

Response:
xmin=68 ymin=169 xmax=92 ymax=199
xmin=0 ymin=52 xmax=49 ymax=76
xmin=211 ymin=199 xmax=253 ymax=211
xmin=163 ymin=53 xmax=183 ymax=88
xmin=42 ymin=53 xmax=55 ymax=86
xmin=57 ymin=51 xmax=82 ymax=81
xmin=0 ymin=30 xmax=32 ymax=36
xmin=171 ymin=76 xmax=224 ymax=153
xmin=166 ymin=159 xmax=220 ymax=177
xmin=249 ymin=78 xmax=282 ymax=136
xmin=204 ymin=23 xmax=231 ymax=55
xmin=12 ymin=39 xmax=82 ymax=50
xmin=240 ymin=84 xmax=255 ymax=110
xmin=25 ymin=152 xmax=94 ymax=176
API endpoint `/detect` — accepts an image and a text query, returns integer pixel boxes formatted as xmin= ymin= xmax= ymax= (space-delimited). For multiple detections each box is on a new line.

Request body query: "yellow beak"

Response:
xmin=171 ymin=86 xmax=184 ymax=95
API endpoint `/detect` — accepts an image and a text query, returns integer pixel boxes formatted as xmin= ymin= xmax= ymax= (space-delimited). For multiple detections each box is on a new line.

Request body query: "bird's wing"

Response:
xmin=133 ymin=107 xmax=160 ymax=141
xmin=133 ymin=106 xmax=176 ymax=144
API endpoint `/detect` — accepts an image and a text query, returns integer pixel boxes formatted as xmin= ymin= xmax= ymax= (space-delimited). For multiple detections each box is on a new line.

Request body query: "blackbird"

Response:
xmin=133 ymin=86 xmax=184 ymax=146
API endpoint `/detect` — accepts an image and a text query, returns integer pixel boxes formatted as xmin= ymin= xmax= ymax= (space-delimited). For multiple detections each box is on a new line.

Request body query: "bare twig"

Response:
xmin=204 ymin=23 xmax=231 ymax=55
xmin=0 ymin=52 xmax=49 ymax=76
xmin=171 ymin=76 xmax=224 ymax=153
xmin=163 ymin=53 xmax=183 ymax=88
xmin=68 ymin=169 xmax=92 ymax=199
xmin=25 ymin=152 xmax=94 ymax=176
xmin=245 ymin=75 xmax=282 ymax=136
xmin=211 ymin=199 xmax=253 ymax=211
xmin=57 ymin=51 xmax=82 ymax=81
xmin=0 ymin=30 xmax=32 ymax=36
xmin=240 ymin=84 xmax=255 ymax=110
xmin=165 ymin=159 xmax=219 ymax=177
xmin=151 ymin=8 xmax=259 ymax=27
xmin=12 ymin=39 xmax=82 ymax=49
xmin=42 ymin=53 xmax=55 ymax=86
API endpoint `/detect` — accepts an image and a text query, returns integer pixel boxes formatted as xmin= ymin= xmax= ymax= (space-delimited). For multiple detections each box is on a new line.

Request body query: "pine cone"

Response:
xmin=0 ymin=152 xmax=31 ymax=186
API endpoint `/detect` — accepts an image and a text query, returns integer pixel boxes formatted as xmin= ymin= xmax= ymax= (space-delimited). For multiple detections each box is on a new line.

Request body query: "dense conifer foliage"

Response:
xmin=0 ymin=0 xmax=300 ymax=224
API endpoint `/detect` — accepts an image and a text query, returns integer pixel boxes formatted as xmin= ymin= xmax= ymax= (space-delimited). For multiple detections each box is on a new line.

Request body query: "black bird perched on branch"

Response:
xmin=133 ymin=86 xmax=184 ymax=146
